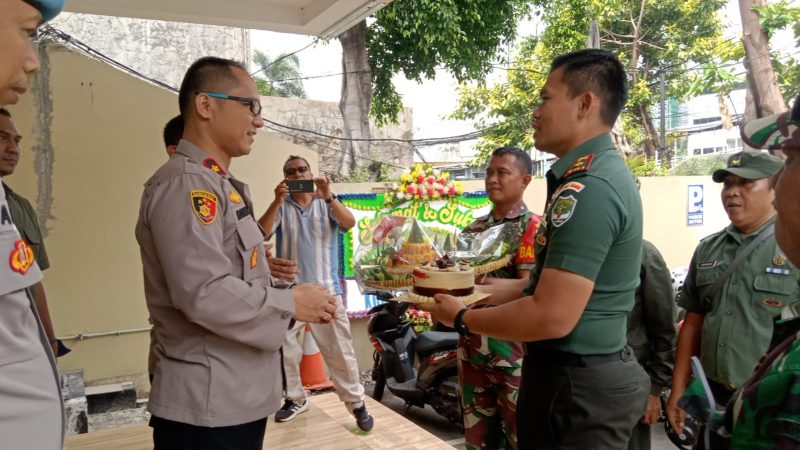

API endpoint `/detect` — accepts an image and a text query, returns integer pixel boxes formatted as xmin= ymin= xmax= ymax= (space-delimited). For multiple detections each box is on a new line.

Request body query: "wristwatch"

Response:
xmin=453 ymin=307 xmax=470 ymax=336
xmin=324 ymin=193 xmax=336 ymax=204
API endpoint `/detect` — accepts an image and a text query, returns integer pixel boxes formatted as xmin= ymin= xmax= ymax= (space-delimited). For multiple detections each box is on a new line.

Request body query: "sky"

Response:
xmin=250 ymin=1 xmax=797 ymax=163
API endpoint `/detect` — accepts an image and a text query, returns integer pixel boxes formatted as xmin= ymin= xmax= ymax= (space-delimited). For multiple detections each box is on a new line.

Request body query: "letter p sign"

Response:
xmin=687 ymin=185 xmax=704 ymax=225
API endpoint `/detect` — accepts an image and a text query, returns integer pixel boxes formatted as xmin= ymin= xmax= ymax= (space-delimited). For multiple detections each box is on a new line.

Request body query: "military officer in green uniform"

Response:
xmin=666 ymin=149 xmax=800 ymax=434
xmin=421 ymin=49 xmax=650 ymax=449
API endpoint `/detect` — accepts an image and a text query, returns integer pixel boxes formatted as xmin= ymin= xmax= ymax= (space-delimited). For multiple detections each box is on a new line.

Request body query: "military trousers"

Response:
xmin=151 ymin=415 xmax=267 ymax=450
xmin=517 ymin=346 xmax=650 ymax=449
xmin=283 ymin=295 xmax=365 ymax=412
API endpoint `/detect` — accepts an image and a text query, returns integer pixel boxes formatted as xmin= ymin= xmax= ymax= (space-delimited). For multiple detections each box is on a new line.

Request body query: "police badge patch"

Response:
xmin=551 ymin=195 xmax=577 ymax=227
xmin=190 ymin=190 xmax=218 ymax=225
xmin=9 ymin=239 xmax=35 ymax=274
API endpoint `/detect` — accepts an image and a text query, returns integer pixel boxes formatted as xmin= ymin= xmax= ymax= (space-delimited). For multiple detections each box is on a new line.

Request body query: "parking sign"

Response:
xmin=687 ymin=185 xmax=704 ymax=225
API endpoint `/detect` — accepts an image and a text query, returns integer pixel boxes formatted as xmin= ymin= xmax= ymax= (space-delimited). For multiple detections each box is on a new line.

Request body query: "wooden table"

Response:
xmin=65 ymin=393 xmax=454 ymax=449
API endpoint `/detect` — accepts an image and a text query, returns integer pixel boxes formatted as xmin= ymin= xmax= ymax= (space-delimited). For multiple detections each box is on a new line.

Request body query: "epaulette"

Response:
xmin=563 ymin=153 xmax=594 ymax=178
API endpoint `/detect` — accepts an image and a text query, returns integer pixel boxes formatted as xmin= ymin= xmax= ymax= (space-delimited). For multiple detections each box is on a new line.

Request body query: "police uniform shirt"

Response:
xmin=679 ymin=217 xmax=800 ymax=387
xmin=136 ymin=139 xmax=294 ymax=427
xmin=523 ymin=133 xmax=643 ymax=355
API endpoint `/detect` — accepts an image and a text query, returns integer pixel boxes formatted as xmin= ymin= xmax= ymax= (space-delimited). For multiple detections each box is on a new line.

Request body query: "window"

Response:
xmin=727 ymin=138 xmax=742 ymax=152
xmin=693 ymin=148 xmax=702 ymax=155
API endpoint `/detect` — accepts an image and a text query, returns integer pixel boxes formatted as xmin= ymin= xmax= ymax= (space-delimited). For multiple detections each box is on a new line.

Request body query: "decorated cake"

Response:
xmin=394 ymin=255 xmax=490 ymax=305
xmin=412 ymin=256 xmax=476 ymax=297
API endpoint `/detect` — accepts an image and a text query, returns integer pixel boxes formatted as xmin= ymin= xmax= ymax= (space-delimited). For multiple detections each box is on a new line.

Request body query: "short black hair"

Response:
xmin=163 ymin=115 xmax=184 ymax=148
xmin=283 ymin=155 xmax=310 ymax=173
xmin=0 ymin=108 xmax=11 ymax=118
xmin=550 ymin=49 xmax=628 ymax=126
xmin=178 ymin=56 xmax=248 ymax=118
xmin=491 ymin=146 xmax=532 ymax=175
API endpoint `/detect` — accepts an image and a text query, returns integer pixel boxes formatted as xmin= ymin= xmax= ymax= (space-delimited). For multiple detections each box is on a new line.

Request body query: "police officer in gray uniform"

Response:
xmin=136 ymin=57 xmax=338 ymax=450
xmin=0 ymin=1 xmax=65 ymax=449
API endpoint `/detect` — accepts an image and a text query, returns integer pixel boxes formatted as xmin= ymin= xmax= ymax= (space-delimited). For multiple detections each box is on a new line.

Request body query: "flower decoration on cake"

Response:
xmin=383 ymin=164 xmax=464 ymax=205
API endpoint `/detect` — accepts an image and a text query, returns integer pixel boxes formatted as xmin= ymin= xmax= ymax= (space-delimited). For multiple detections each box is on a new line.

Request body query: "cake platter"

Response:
xmin=390 ymin=290 xmax=490 ymax=306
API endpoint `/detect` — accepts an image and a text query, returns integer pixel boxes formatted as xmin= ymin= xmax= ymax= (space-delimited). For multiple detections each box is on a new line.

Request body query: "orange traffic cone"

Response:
xmin=299 ymin=325 xmax=334 ymax=391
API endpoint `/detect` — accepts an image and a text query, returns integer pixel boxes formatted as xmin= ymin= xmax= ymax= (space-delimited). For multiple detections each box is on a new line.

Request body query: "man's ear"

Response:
xmin=577 ymin=92 xmax=596 ymax=119
xmin=522 ymin=173 xmax=532 ymax=187
xmin=195 ymin=94 xmax=213 ymax=120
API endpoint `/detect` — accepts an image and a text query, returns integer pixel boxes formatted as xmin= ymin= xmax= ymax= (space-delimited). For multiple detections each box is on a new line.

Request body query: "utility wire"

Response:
xmin=250 ymin=38 xmax=320 ymax=78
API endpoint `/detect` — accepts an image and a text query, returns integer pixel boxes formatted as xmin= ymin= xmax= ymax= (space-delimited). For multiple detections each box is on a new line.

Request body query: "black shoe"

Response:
xmin=274 ymin=399 xmax=308 ymax=422
xmin=353 ymin=405 xmax=374 ymax=432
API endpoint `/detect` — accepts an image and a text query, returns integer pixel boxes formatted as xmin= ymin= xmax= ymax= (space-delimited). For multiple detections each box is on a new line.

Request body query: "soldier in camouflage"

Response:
xmin=458 ymin=146 xmax=540 ymax=449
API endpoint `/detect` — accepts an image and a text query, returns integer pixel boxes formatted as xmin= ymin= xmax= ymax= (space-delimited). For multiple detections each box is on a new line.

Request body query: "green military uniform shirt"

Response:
xmin=459 ymin=202 xmax=539 ymax=368
xmin=628 ymin=240 xmax=677 ymax=396
xmin=678 ymin=217 xmax=800 ymax=387
xmin=3 ymin=183 xmax=49 ymax=270
xmin=523 ymin=133 xmax=643 ymax=355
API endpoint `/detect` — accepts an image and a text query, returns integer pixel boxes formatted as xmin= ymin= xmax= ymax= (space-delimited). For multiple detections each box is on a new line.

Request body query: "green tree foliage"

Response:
xmin=366 ymin=0 xmax=531 ymax=126
xmin=252 ymin=50 xmax=306 ymax=98
xmin=451 ymin=0 xmax=731 ymax=165
xmin=670 ymin=153 xmax=728 ymax=176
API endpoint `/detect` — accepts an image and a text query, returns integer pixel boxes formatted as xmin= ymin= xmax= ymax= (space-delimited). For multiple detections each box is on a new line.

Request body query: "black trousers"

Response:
xmin=150 ymin=415 xmax=267 ymax=450
xmin=517 ymin=347 xmax=651 ymax=450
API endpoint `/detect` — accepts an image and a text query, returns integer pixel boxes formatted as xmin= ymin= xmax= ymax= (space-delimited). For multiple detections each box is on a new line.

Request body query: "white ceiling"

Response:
xmin=64 ymin=0 xmax=391 ymax=38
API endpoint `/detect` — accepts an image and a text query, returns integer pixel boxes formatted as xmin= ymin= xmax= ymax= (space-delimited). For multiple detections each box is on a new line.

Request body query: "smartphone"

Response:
xmin=286 ymin=179 xmax=315 ymax=193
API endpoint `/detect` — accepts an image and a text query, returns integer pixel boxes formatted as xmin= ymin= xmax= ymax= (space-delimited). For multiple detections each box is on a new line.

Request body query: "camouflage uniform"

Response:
xmin=458 ymin=202 xmax=540 ymax=450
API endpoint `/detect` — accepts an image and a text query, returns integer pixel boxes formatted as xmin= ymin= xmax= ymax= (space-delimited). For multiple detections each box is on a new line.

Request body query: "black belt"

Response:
xmin=525 ymin=347 xmax=629 ymax=368
xmin=707 ymin=379 xmax=736 ymax=392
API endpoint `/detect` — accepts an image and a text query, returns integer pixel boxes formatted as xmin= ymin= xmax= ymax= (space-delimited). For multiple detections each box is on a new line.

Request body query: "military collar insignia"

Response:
xmin=9 ymin=239 xmax=35 ymax=274
xmin=774 ymin=255 xmax=787 ymax=266
xmin=203 ymin=158 xmax=227 ymax=177
xmin=190 ymin=190 xmax=218 ymax=225
xmin=229 ymin=190 xmax=242 ymax=204
xmin=563 ymin=153 xmax=595 ymax=178
xmin=535 ymin=233 xmax=547 ymax=246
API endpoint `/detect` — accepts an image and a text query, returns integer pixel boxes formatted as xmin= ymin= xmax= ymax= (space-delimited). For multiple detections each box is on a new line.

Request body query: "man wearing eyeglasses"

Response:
xmin=0 ymin=1 xmax=65 ymax=449
xmin=258 ymin=156 xmax=374 ymax=431
xmin=136 ymin=57 xmax=338 ymax=450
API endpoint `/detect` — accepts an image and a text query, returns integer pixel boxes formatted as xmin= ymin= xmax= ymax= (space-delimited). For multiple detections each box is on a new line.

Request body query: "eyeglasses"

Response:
xmin=284 ymin=166 xmax=310 ymax=176
xmin=195 ymin=91 xmax=262 ymax=116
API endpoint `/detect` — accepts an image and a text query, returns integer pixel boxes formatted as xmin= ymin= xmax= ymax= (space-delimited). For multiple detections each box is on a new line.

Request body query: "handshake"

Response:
xmin=264 ymin=242 xmax=337 ymax=324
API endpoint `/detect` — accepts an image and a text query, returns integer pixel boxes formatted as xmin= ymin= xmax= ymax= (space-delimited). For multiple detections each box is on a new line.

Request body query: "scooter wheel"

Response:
xmin=371 ymin=355 xmax=385 ymax=401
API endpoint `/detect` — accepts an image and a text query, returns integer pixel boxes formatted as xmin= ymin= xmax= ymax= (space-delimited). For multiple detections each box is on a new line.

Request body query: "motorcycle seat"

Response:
xmin=415 ymin=331 xmax=458 ymax=354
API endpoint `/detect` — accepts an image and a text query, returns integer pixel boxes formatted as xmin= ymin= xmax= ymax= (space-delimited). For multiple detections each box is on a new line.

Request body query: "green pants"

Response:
xmin=517 ymin=347 xmax=650 ymax=449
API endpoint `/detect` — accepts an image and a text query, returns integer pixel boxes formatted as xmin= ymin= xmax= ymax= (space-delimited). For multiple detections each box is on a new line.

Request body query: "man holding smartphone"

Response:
xmin=259 ymin=156 xmax=374 ymax=431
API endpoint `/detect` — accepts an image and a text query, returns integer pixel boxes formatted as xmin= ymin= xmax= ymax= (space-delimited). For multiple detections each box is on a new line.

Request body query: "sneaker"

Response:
xmin=353 ymin=405 xmax=374 ymax=432
xmin=274 ymin=399 xmax=308 ymax=422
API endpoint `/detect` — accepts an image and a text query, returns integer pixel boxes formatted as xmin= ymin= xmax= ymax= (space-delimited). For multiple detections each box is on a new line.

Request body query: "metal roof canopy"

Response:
xmin=64 ymin=0 xmax=391 ymax=38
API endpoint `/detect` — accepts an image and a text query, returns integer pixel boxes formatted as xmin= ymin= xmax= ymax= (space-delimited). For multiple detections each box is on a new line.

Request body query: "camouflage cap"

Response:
xmin=712 ymin=150 xmax=783 ymax=183
xmin=23 ymin=0 xmax=64 ymax=23
xmin=741 ymin=93 xmax=800 ymax=151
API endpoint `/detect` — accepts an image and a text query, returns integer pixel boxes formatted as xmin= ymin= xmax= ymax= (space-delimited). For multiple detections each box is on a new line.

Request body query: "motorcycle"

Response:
xmin=366 ymin=294 xmax=463 ymax=425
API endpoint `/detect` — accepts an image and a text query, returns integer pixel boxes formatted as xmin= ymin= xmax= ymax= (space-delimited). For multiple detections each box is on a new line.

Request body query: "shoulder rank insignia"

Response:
xmin=250 ymin=247 xmax=259 ymax=269
xmin=551 ymin=195 xmax=577 ymax=227
xmin=203 ymin=157 xmax=227 ymax=177
xmin=190 ymin=190 xmax=218 ymax=225
xmin=9 ymin=239 xmax=34 ymax=274
xmin=563 ymin=154 xmax=594 ymax=178
xmin=229 ymin=190 xmax=242 ymax=204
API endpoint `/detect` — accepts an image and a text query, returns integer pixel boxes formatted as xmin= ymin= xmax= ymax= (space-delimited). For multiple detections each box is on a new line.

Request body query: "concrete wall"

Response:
xmin=262 ymin=96 xmax=414 ymax=180
xmin=5 ymin=44 xmax=316 ymax=391
xmin=50 ymin=13 xmax=251 ymax=89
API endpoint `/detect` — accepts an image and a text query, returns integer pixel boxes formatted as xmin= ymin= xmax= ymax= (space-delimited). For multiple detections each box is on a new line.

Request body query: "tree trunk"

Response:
xmin=739 ymin=0 xmax=786 ymax=157
xmin=338 ymin=21 xmax=373 ymax=179
xmin=638 ymin=106 xmax=658 ymax=159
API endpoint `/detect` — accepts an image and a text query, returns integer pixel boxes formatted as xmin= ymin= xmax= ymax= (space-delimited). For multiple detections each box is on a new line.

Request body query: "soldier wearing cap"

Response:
xmin=666 ymin=148 xmax=800 ymax=434
xmin=712 ymin=93 xmax=800 ymax=448
xmin=0 ymin=1 xmax=65 ymax=449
